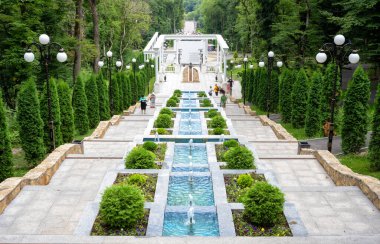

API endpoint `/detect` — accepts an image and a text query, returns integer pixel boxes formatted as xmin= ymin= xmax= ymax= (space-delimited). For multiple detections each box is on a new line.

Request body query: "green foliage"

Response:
xmin=173 ymin=90 xmax=182 ymax=97
xmin=198 ymin=91 xmax=207 ymax=97
xmin=224 ymin=146 xmax=254 ymax=169
xmin=99 ymin=185 xmax=144 ymax=228
xmin=213 ymin=127 xmax=224 ymax=135
xmin=269 ymin=71 xmax=279 ymax=112
xmin=210 ymin=115 xmax=226 ymax=128
xmin=305 ymin=72 xmax=322 ymax=137
xmin=291 ymin=69 xmax=308 ymax=128
xmin=142 ymin=141 xmax=158 ymax=151
xmin=223 ymin=140 xmax=239 ymax=148
xmin=96 ymin=74 xmax=110 ymax=121
xmin=125 ymin=147 xmax=156 ymax=169
xmin=126 ymin=174 xmax=148 ymax=187
xmin=166 ymin=99 xmax=177 ymax=107
xmin=109 ymin=75 xmax=120 ymax=115
xmin=201 ymin=99 xmax=212 ymax=107
xmin=0 ymin=90 xmax=13 ymax=181
xmin=86 ymin=75 xmax=100 ymax=128
xmin=243 ymin=182 xmax=285 ymax=227
xmin=321 ymin=64 xmax=339 ymax=124
xmin=72 ymin=77 xmax=89 ymax=135
xmin=39 ymin=79 xmax=63 ymax=150
xmin=159 ymin=108 xmax=174 ymax=117
xmin=237 ymin=174 xmax=254 ymax=188
xmin=16 ymin=79 xmax=45 ymax=165
xmin=207 ymin=109 xmax=218 ymax=118
xmin=342 ymin=66 xmax=371 ymax=154
xmin=369 ymin=87 xmax=380 ymax=170
xmin=156 ymin=128 xmax=168 ymax=135
xmin=56 ymin=80 xmax=74 ymax=143
xmin=170 ymin=95 xmax=180 ymax=103
xmin=154 ymin=114 xmax=172 ymax=128
xmin=279 ymin=69 xmax=295 ymax=123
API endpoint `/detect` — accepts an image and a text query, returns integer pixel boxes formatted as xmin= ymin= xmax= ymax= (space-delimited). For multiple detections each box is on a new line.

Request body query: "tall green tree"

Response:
xmin=369 ymin=86 xmax=380 ymax=170
xmin=279 ymin=69 xmax=295 ymax=123
xmin=269 ymin=70 xmax=279 ymax=112
xmin=117 ymin=73 xmax=124 ymax=111
xmin=321 ymin=63 xmax=339 ymax=125
xmin=86 ymin=75 xmax=100 ymax=128
xmin=0 ymin=90 xmax=13 ymax=181
xmin=342 ymin=66 xmax=371 ymax=154
xmin=109 ymin=75 xmax=120 ymax=115
xmin=72 ymin=77 xmax=89 ymax=135
xmin=291 ymin=69 xmax=308 ymax=128
xmin=305 ymin=71 xmax=323 ymax=137
xmin=96 ymin=73 xmax=110 ymax=120
xmin=40 ymin=79 xmax=63 ymax=150
xmin=56 ymin=80 xmax=74 ymax=143
xmin=17 ymin=79 xmax=45 ymax=165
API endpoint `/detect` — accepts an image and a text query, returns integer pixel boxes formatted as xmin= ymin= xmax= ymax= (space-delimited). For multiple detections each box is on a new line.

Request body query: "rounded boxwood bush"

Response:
xmin=155 ymin=114 xmax=172 ymax=128
xmin=243 ymin=182 xmax=285 ymax=226
xmin=210 ymin=115 xmax=227 ymax=128
xmin=125 ymin=147 xmax=156 ymax=169
xmin=237 ymin=174 xmax=254 ymax=188
xmin=156 ymin=128 xmax=168 ymax=135
xmin=223 ymin=140 xmax=239 ymax=148
xmin=207 ymin=109 xmax=218 ymax=118
xmin=126 ymin=174 xmax=148 ymax=187
xmin=159 ymin=108 xmax=173 ymax=117
xmin=143 ymin=141 xmax=158 ymax=151
xmin=170 ymin=95 xmax=180 ymax=103
xmin=99 ymin=185 xmax=144 ymax=228
xmin=198 ymin=91 xmax=207 ymax=97
xmin=224 ymin=146 xmax=254 ymax=169
xmin=202 ymin=99 xmax=212 ymax=107
xmin=213 ymin=127 xmax=224 ymax=135
xmin=174 ymin=90 xmax=182 ymax=97
xmin=166 ymin=99 xmax=177 ymax=107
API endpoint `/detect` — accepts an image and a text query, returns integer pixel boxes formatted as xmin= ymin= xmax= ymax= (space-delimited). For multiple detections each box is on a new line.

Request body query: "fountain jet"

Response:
xmin=186 ymin=206 xmax=195 ymax=225
xmin=155 ymin=131 xmax=160 ymax=142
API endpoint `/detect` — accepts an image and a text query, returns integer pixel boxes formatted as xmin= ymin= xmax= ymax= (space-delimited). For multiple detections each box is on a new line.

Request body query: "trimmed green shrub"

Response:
xmin=279 ymin=69 xmax=295 ymax=123
xmin=213 ymin=127 xmax=224 ymax=135
xmin=305 ymin=72 xmax=322 ymax=137
xmin=156 ymin=128 xmax=168 ymax=135
xmin=72 ymin=77 xmax=89 ymax=135
xmin=126 ymin=174 xmax=148 ymax=187
xmin=201 ymin=99 xmax=212 ymax=107
xmin=96 ymin=75 xmax=110 ymax=120
xmin=170 ymin=95 xmax=180 ymax=103
xmin=154 ymin=114 xmax=172 ymax=128
xmin=86 ymin=75 xmax=100 ymax=128
xmin=159 ymin=108 xmax=173 ymax=117
xmin=142 ymin=141 xmax=158 ymax=151
xmin=99 ymin=185 xmax=144 ymax=228
xmin=198 ymin=91 xmax=207 ymax=97
xmin=369 ymin=86 xmax=380 ymax=170
xmin=125 ymin=147 xmax=156 ymax=169
xmin=243 ymin=182 xmax=285 ymax=226
xmin=224 ymin=146 xmax=254 ymax=169
xmin=40 ymin=78 xmax=63 ymax=149
xmin=291 ymin=69 xmax=308 ymax=128
xmin=207 ymin=109 xmax=218 ymax=118
xmin=210 ymin=115 xmax=227 ymax=128
xmin=57 ymin=80 xmax=74 ymax=143
xmin=223 ymin=140 xmax=239 ymax=148
xmin=0 ymin=90 xmax=13 ymax=181
xmin=342 ymin=66 xmax=371 ymax=154
xmin=237 ymin=174 xmax=254 ymax=188
xmin=166 ymin=99 xmax=177 ymax=107
xmin=173 ymin=89 xmax=182 ymax=97
xmin=17 ymin=79 xmax=45 ymax=165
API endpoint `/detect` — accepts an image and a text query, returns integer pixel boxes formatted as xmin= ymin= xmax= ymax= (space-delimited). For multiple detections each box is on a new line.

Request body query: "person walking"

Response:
xmin=208 ymin=86 xmax=213 ymax=96
xmin=214 ymin=84 xmax=219 ymax=96
xmin=140 ymin=96 xmax=147 ymax=114
xmin=149 ymin=93 xmax=156 ymax=108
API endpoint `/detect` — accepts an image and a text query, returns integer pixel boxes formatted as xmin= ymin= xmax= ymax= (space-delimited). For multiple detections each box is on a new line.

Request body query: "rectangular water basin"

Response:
xmin=167 ymin=176 xmax=215 ymax=206
xmin=182 ymin=92 xmax=198 ymax=99
xmin=174 ymin=144 xmax=207 ymax=165
xmin=163 ymin=212 xmax=219 ymax=236
xmin=182 ymin=99 xmax=197 ymax=108
xmin=179 ymin=119 xmax=202 ymax=135
xmin=172 ymin=167 xmax=209 ymax=172
xmin=181 ymin=111 xmax=200 ymax=119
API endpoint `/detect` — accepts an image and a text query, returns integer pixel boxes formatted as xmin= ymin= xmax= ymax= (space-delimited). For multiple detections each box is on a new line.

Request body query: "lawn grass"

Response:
xmin=279 ymin=122 xmax=324 ymax=140
xmin=338 ymin=153 xmax=380 ymax=180
xmin=12 ymin=150 xmax=33 ymax=177
xmin=250 ymin=105 xmax=266 ymax=116
xmin=74 ymin=128 xmax=95 ymax=141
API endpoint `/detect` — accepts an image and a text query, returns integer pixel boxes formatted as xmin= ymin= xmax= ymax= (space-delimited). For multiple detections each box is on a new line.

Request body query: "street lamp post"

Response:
xmin=316 ymin=34 xmax=360 ymax=152
xmin=243 ymin=57 xmax=254 ymax=105
xmin=259 ymin=51 xmax=283 ymax=118
xmin=24 ymin=34 xmax=68 ymax=151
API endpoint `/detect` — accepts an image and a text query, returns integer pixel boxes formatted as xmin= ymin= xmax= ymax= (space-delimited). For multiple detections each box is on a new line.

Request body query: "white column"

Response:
xmin=155 ymin=52 xmax=159 ymax=83
xmin=223 ymin=51 xmax=227 ymax=82
xmin=216 ymin=42 xmax=220 ymax=72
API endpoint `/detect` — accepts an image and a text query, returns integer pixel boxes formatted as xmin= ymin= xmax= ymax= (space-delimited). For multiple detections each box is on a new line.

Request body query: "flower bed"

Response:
xmin=224 ymin=173 xmax=265 ymax=202
xmin=114 ymin=173 xmax=157 ymax=202
xmin=208 ymin=129 xmax=230 ymax=135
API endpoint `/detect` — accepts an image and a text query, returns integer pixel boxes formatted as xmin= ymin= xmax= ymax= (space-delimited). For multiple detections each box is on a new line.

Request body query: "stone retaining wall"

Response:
xmin=301 ymin=149 xmax=380 ymax=210
xmin=243 ymin=106 xmax=256 ymax=116
xmin=0 ymin=144 xmax=82 ymax=214
xmin=258 ymin=115 xmax=297 ymax=141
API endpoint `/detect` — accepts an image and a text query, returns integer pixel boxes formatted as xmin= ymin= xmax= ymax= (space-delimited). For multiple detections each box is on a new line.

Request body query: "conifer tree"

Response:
xmin=279 ymin=69 xmax=295 ymax=123
xmin=121 ymin=73 xmax=130 ymax=108
xmin=57 ymin=80 xmax=74 ymax=143
xmin=305 ymin=72 xmax=323 ymax=137
xmin=118 ymin=73 xmax=124 ymax=111
xmin=109 ymin=75 xmax=120 ymax=115
xmin=0 ymin=90 xmax=13 ymax=181
xmin=86 ymin=75 xmax=100 ymax=128
xmin=130 ymin=73 xmax=138 ymax=104
xmin=321 ymin=63 xmax=339 ymax=125
xmin=247 ymin=68 xmax=255 ymax=103
xmin=72 ymin=77 xmax=89 ymax=135
xmin=270 ymin=70 xmax=279 ymax=112
xmin=369 ymin=86 xmax=380 ymax=169
xmin=342 ymin=66 xmax=371 ymax=154
xmin=96 ymin=74 xmax=110 ymax=120
xmin=291 ymin=69 xmax=309 ymax=128
xmin=17 ymin=79 xmax=45 ymax=165
xmin=40 ymin=78 xmax=63 ymax=150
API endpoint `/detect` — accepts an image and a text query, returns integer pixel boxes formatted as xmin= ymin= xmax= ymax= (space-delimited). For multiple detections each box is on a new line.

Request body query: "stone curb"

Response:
xmin=257 ymin=115 xmax=297 ymax=141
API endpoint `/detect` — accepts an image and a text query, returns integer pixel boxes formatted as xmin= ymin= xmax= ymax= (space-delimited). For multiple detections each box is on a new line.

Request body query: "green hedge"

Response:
xmin=125 ymin=147 xmax=156 ymax=169
xmin=72 ymin=77 xmax=89 ymax=135
xmin=86 ymin=75 xmax=100 ymax=128
xmin=154 ymin=114 xmax=172 ymax=128
xmin=0 ymin=90 xmax=13 ymax=181
xmin=57 ymin=80 xmax=74 ymax=143
xmin=210 ymin=115 xmax=226 ymax=128
xmin=224 ymin=146 xmax=254 ymax=169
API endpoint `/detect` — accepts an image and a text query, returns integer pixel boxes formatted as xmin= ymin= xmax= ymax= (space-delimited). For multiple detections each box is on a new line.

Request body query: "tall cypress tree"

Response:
xmin=369 ymin=86 xmax=380 ymax=169
xmin=129 ymin=73 xmax=137 ymax=104
xmin=279 ymin=69 xmax=295 ymax=123
xmin=117 ymin=73 xmax=124 ymax=111
xmin=291 ymin=69 xmax=309 ymax=128
xmin=0 ymin=89 xmax=13 ymax=181
xmin=86 ymin=75 xmax=100 ymax=128
xmin=57 ymin=80 xmax=74 ymax=143
xmin=121 ymin=72 xmax=130 ymax=109
xmin=137 ymin=73 xmax=144 ymax=98
xmin=342 ymin=66 xmax=371 ymax=154
xmin=40 ymin=78 xmax=63 ymax=150
xmin=72 ymin=77 xmax=89 ymax=135
xmin=17 ymin=79 xmax=45 ymax=165
xmin=270 ymin=70 xmax=279 ymax=112
xmin=248 ymin=68 xmax=255 ymax=103
xmin=109 ymin=75 xmax=120 ymax=115
xmin=305 ymin=72 xmax=323 ymax=137
xmin=321 ymin=63 xmax=339 ymax=125
xmin=96 ymin=74 xmax=110 ymax=120
xmin=255 ymin=68 xmax=267 ymax=110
